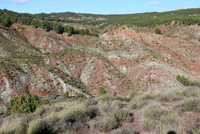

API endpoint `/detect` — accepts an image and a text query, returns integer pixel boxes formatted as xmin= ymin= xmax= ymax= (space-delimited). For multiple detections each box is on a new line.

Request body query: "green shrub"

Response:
xmin=182 ymin=98 xmax=200 ymax=112
xmin=155 ymin=28 xmax=162 ymax=35
xmin=113 ymin=92 xmax=117 ymax=97
xmin=9 ymin=94 xmax=49 ymax=114
xmin=75 ymin=93 xmax=87 ymax=100
xmin=177 ymin=75 xmax=200 ymax=88
xmin=100 ymin=87 xmax=107 ymax=96
xmin=176 ymin=75 xmax=191 ymax=86
xmin=191 ymin=81 xmax=200 ymax=88
xmin=63 ymin=92 xmax=69 ymax=98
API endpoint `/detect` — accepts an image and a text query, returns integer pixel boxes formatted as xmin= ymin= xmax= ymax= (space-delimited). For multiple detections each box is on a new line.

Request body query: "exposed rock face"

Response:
xmin=0 ymin=24 xmax=200 ymax=102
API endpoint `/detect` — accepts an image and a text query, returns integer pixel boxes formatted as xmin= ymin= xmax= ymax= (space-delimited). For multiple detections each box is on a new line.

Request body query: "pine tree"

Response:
xmin=55 ymin=23 xmax=64 ymax=34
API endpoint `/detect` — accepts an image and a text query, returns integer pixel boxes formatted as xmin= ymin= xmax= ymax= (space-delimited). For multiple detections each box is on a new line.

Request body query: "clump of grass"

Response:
xmin=126 ymin=91 xmax=138 ymax=100
xmin=95 ymin=110 xmax=131 ymax=132
xmin=0 ymin=105 xmax=8 ymax=117
xmin=97 ymin=100 xmax=125 ymax=115
xmin=109 ymin=110 xmax=132 ymax=123
xmin=0 ymin=116 xmax=27 ymax=134
xmin=97 ymin=94 xmax=130 ymax=102
xmin=142 ymin=91 xmax=159 ymax=100
xmin=57 ymin=103 xmax=99 ymax=132
xmin=142 ymin=103 xmax=180 ymax=133
xmin=27 ymin=117 xmax=57 ymax=134
xmin=137 ymin=100 xmax=150 ymax=109
xmin=129 ymin=101 xmax=138 ymax=110
xmin=96 ymin=115 xmax=118 ymax=132
xmin=181 ymin=98 xmax=200 ymax=112
xmin=140 ymin=90 xmax=184 ymax=103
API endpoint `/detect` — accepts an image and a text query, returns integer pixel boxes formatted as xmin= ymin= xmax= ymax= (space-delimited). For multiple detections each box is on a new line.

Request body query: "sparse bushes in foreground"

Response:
xmin=9 ymin=94 xmax=49 ymax=114
xmin=142 ymin=103 xmax=180 ymax=134
xmin=2 ymin=88 xmax=200 ymax=134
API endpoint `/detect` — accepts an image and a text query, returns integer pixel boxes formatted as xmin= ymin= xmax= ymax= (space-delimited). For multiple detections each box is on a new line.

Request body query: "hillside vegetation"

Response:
xmin=1 ymin=87 xmax=200 ymax=134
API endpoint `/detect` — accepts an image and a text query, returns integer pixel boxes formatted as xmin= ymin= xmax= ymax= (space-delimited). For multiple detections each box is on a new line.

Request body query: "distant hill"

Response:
xmin=1 ymin=8 xmax=200 ymax=27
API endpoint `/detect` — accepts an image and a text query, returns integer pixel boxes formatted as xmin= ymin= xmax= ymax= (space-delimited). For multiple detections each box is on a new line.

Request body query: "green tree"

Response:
xmin=55 ymin=23 xmax=64 ymax=34
xmin=80 ymin=29 xmax=85 ymax=35
xmin=64 ymin=25 xmax=68 ymax=32
xmin=10 ymin=17 xmax=17 ymax=24
xmin=2 ymin=17 xmax=11 ymax=27
xmin=67 ymin=26 xmax=75 ymax=36
xmin=40 ymin=21 xmax=51 ymax=31
xmin=31 ymin=20 xmax=39 ymax=28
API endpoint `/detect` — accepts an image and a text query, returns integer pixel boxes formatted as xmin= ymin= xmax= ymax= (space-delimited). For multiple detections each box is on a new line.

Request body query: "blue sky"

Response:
xmin=0 ymin=0 xmax=200 ymax=14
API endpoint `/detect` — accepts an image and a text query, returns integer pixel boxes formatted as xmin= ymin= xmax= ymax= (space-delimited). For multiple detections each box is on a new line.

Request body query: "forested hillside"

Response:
xmin=1 ymin=8 xmax=200 ymax=30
